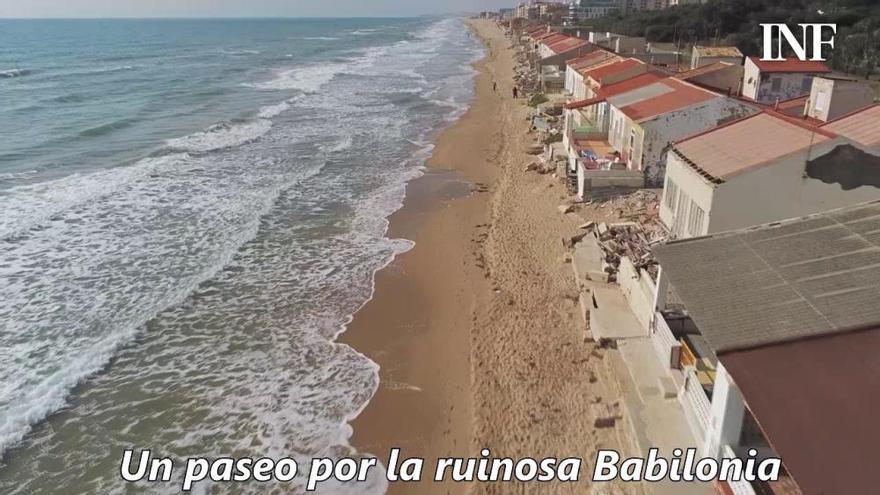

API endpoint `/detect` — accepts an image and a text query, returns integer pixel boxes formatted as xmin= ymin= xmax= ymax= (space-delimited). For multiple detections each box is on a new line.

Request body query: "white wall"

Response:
xmin=662 ymin=139 xmax=880 ymax=238
xmin=565 ymin=65 xmax=588 ymax=97
xmin=565 ymin=65 xmax=578 ymax=95
xmin=660 ymin=152 xmax=715 ymax=238
xmin=538 ymin=43 xmax=555 ymax=59
xmin=808 ymin=77 xmax=876 ymax=123
xmin=742 ymin=58 xmax=821 ymax=103
xmin=618 ymin=256 xmax=656 ymax=332
xmin=710 ymin=139 xmax=880 ymax=232
xmin=704 ymin=364 xmax=745 ymax=459
xmin=637 ymin=97 xmax=758 ymax=184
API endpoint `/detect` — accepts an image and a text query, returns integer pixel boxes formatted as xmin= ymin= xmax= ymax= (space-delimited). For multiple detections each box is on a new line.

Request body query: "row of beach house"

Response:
xmin=504 ymin=18 xmax=880 ymax=495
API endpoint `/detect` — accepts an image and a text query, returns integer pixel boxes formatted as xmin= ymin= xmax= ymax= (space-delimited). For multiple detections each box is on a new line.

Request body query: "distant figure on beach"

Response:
xmin=512 ymin=86 xmax=518 ymax=99
xmin=493 ymin=81 xmax=497 ymax=92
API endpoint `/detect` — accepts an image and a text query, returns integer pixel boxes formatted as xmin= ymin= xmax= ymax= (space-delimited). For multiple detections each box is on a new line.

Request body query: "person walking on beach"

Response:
xmin=493 ymin=81 xmax=497 ymax=92
xmin=512 ymin=86 xmax=518 ymax=99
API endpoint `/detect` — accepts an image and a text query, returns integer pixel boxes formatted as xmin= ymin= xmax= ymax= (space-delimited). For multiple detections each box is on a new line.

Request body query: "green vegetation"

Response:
xmin=583 ymin=0 xmax=879 ymax=78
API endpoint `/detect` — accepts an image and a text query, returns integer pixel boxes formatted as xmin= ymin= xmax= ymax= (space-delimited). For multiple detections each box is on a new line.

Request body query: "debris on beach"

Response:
xmin=575 ymin=190 xmax=668 ymax=282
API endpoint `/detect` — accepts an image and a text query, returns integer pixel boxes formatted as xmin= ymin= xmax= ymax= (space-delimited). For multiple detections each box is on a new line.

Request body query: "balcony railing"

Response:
xmin=722 ymin=445 xmax=759 ymax=495
xmin=681 ymin=366 xmax=712 ymax=442
xmin=652 ymin=312 xmax=682 ymax=369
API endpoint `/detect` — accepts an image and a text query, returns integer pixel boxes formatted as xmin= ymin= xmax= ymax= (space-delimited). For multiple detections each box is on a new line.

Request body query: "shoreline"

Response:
xmin=340 ymin=18 xmax=499 ymax=495
xmin=341 ymin=19 xmax=640 ymax=495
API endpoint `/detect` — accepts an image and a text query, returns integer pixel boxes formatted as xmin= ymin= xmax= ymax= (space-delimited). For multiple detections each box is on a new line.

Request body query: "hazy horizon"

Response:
xmin=0 ymin=0 xmax=510 ymax=19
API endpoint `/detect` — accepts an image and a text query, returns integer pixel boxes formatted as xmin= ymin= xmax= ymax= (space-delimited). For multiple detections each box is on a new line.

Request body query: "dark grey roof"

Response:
xmin=654 ymin=201 xmax=880 ymax=353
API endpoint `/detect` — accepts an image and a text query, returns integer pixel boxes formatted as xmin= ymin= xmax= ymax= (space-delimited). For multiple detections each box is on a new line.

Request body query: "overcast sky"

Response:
xmin=0 ymin=0 xmax=513 ymax=18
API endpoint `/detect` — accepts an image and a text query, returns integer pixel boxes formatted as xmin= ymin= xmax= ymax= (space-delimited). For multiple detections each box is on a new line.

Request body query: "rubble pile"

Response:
xmin=578 ymin=190 xmax=669 ymax=282
xmin=590 ymin=222 xmax=660 ymax=280
xmin=596 ymin=190 xmax=665 ymax=239
xmin=513 ymin=66 xmax=538 ymax=94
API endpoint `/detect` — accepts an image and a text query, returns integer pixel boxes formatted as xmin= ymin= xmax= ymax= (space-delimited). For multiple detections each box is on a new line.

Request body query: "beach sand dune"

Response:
xmin=343 ymin=19 xmax=642 ymax=495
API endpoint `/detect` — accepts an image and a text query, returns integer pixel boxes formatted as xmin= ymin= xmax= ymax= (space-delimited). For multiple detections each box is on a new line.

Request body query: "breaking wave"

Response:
xmin=0 ymin=68 xmax=29 ymax=78
xmin=166 ymin=120 xmax=272 ymax=153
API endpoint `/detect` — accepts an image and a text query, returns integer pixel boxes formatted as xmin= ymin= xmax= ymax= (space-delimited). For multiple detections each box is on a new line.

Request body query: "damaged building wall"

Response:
xmin=709 ymin=140 xmax=880 ymax=232
xmin=639 ymin=97 xmax=758 ymax=185
xmin=805 ymin=144 xmax=880 ymax=190
xmin=742 ymin=58 xmax=825 ymax=103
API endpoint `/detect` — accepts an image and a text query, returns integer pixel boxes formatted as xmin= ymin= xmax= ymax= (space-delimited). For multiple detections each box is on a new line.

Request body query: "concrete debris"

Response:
xmin=558 ymin=204 xmax=575 ymax=214
xmin=591 ymin=402 xmax=622 ymax=429
xmin=596 ymin=190 xmax=664 ymax=233
xmin=580 ymin=190 xmax=668 ymax=281
xmin=579 ymin=221 xmax=595 ymax=230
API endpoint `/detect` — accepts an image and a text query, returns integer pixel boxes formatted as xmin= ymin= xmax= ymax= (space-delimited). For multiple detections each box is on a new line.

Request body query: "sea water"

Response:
xmin=0 ymin=17 xmax=482 ymax=494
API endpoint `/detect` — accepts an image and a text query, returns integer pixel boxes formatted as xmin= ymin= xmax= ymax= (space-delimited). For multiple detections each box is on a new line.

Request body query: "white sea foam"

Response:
xmin=0 ymin=16 xmax=482 ymax=495
xmin=0 ymin=169 xmax=39 ymax=181
xmin=247 ymin=62 xmax=348 ymax=92
xmin=166 ymin=119 xmax=272 ymax=153
xmin=320 ymin=135 xmax=354 ymax=153
xmin=302 ymin=36 xmax=340 ymax=41
xmin=0 ymin=132 xmax=327 ymax=463
xmin=257 ymin=101 xmax=291 ymax=119
xmin=0 ymin=68 xmax=28 ymax=78
xmin=0 ymin=154 xmax=188 ymax=240
xmin=221 ymin=49 xmax=261 ymax=55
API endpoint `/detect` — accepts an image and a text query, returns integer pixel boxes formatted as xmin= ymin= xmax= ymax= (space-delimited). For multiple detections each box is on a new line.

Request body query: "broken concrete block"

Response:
xmin=558 ymin=204 xmax=575 ymax=214
xmin=594 ymin=417 xmax=616 ymax=428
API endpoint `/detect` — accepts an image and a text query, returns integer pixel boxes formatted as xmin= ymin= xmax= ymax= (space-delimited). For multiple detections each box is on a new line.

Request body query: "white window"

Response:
xmin=687 ymin=199 xmax=706 ymax=236
xmin=814 ymin=91 xmax=829 ymax=112
xmin=664 ymin=178 xmax=678 ymax=209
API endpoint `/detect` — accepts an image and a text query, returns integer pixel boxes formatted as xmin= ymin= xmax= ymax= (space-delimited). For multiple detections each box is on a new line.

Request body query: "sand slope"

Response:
xmin=343 ymin=19 xmax=641 ymax=495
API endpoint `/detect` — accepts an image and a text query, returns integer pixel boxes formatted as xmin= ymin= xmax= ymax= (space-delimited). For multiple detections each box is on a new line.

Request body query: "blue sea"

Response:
xmin=0 ymin=17 xmax=482 ymax=493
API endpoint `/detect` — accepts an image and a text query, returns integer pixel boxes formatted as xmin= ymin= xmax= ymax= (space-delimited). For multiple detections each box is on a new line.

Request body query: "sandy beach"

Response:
xmin=342 ymin=19 xmax=639 ymax=495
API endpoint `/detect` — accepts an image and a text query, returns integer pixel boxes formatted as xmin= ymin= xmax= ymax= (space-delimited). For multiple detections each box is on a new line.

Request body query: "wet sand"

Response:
xmin=342 ymin=19 xmax=639 ymax=495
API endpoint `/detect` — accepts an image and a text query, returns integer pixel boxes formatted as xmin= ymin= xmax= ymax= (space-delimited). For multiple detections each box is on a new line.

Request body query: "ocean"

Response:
xmin=0 ymin=17 xmax=482 ymax=494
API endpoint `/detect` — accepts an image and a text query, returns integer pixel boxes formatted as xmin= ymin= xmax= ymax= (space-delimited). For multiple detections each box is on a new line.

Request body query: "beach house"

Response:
xmin=563 ymin=51 xmax=619 ymax=98
xmin=689 ymin=45 xmax=742 ymax=69
xmin=741 ymin=56 xmax=832 ymax=104
xmin=805 ymin=76 xmax=876 ymax=123
xmin=660 ymin=108 xmax=880 ymax=238
xmin=673 ymin=62 xmax=743 ymax=95
xmin=604 ymin=78 xmax=757 ymax=183
xmin=537 ymin=35 xmax=596 ymax=70
xmin=651 ymin=201 xmax=880 ymax=495
xmin=562 ymin=64 xmax=667 ymax=197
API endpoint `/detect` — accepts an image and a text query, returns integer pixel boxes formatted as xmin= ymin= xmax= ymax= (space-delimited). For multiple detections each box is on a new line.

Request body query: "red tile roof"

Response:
xmin=535 ymin=31 xmax=564 ymax=43
xmin=674 ymin=61 xmax=734 ymax=80
xmin=547 ymin=37 xmax=588 ymax=55
xmin=747 ymin=56 xmax=832 ymax=74
xmin=567 ymin=51 xmax=617 ymax=71
xmin=601 ymin=72 xmax=665 ymax=95
xmin=565 ymin=96 xmax=606 ymax=110
xmin=620 ymin=79 xmax=716 ymax=121
xmin=582 ymin=58 xmax=645 ymax=86
xmin=822 ymin=103 xmax=880 ymax=148
xmin=526 ymin=26 xmax=548 ymax=36
xmin=565 ymin=73 xmax=664 ymax=110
